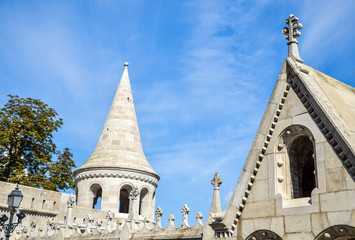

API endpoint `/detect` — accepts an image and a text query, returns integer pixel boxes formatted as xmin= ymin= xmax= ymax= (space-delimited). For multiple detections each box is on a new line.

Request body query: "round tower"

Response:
xmin=74 ymin=62 xmax=159 ymax=221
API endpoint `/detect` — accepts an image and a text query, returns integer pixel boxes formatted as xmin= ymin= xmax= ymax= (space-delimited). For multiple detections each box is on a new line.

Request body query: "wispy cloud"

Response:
xmin=300 ymin=0 xmax=354 ymax=65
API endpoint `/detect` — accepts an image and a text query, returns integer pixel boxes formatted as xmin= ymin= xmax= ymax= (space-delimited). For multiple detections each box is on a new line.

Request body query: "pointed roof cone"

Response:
xmin=77 ymin=62 xmax=157 ymax=176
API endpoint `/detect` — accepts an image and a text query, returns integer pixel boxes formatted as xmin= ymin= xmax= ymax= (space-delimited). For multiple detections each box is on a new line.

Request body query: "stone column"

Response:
xmin=65 ymin=194 xmax=75 ymax=227
xmin=128 ymin=186 xmax=139 ymax=221
xmin=210 ymin=172 xmax=222 ymax=213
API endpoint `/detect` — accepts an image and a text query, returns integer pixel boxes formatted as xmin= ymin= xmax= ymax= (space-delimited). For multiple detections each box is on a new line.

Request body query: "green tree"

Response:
xmin=0 ymin=95 xmax=76 ymax=191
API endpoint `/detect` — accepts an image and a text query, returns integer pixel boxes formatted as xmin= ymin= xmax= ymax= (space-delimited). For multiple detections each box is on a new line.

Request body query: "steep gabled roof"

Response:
xmin=286 ymin=58 xmax=355 ymax=177
xmin=75 ymin=63 xmax=158 ymax=178
xmin=220 ymin=57 xmax=355 ymax=235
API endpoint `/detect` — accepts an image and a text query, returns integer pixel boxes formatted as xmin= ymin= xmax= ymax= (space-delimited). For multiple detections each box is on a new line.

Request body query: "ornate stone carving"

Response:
xmin=282 ymin=14 xmax=303 ymax=62
xmin=246 ymin=229 xmax=283 ymax=240
xmin=67 ymin=194 xmax=75 ymax=208
xmin=181 ymin=204 xmax=190 ymax=228
xmin=211 ymin=172 xmax=223 ymax=190
xmin=210 ymin=172 xmax=223 ymax=213
xmin=129 ymin=186 xmax=139 ymax=200
xmin=155 ymin=207 xmax=163 ymax=229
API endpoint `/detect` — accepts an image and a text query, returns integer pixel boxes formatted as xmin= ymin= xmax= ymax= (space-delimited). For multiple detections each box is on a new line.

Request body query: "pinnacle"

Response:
xmin=77 ymin=63 xmax=157 ymax=176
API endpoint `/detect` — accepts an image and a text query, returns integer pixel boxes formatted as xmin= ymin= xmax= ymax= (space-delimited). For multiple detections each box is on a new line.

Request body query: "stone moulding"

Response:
xmin=75 ymin=167 xmax=159 ymax=187
xmin=314 ymin=225 xmax=355 ymax=240
xmin=286 ymin=58 xmax=355 ymax=181
xmin=225 ymin=81 xmax=291 ymax=236
xmin=245 ymin=229 xmax=283 ymax=240
xmin=0 ymin=205 xmax=58 ymax=218
xmin=216 ymin=57 xmax=355 ymax=237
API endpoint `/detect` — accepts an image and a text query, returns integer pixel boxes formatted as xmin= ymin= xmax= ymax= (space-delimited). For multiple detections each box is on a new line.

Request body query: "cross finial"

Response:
xmin=155 ymin=207 xmax=163 ymax=218
xmin=211 ymin=172 xmax=223 ymax=190
xmin=124 ymin=62 xmax=129 ymax=68
xmin=282 ymin=14 xmax=303 ymax=63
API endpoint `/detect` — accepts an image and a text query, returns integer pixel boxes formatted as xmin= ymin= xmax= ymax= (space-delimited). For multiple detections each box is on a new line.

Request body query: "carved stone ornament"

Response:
xmin=246 ymin=229 xmax=283 ymax=240
xmin=129 ymin=186 xmax=139 ymax=200
xmin=211 ymin=172 xmax=223 ymax=190
xmin=67 ymin=194 xmax=75 ymax=207
xmin=282 ymin=14 xmax=303 ymax=62
xmin=155 ymin=207 xmax=163 ymax=218
xmin=106 ymin=210 xmax=113 ymax=221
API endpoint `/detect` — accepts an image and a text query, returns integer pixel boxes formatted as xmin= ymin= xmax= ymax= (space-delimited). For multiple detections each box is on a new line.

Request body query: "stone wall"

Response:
xmin=236 ymin=84 xmax=355 ymax=239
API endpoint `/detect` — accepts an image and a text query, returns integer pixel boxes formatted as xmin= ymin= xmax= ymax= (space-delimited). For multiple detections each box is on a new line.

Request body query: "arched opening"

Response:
xmin=279 ymin=125 xmax=317 ymax=199
xmin=288 ymin=135 xmax=315 ymax=198
xmin=315 ymin=225 xmax=355 ymax=240
xmin=139 ymin=188 xmax=149 ymax=216
xmin=119 ymin=185 xmax=132 ymax=214
xmin=246 ymin=229 xmax=283 ymax=240
xmin=75 ymin=187 xmax=78 ymax=206
xmin=90 ymin=184 xmax=102 ymax=209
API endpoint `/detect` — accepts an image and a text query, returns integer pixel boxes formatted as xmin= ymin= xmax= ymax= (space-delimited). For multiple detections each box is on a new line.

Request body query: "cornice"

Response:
xmin=286 ymin=58 xmax=355 ymax=181
xmin=75 ymin=167 xmax=159 ymax=187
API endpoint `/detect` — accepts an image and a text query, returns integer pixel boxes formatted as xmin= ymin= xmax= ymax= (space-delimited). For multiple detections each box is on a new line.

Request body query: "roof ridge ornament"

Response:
xmin=282 ymin=14 xmax=303 ymax=63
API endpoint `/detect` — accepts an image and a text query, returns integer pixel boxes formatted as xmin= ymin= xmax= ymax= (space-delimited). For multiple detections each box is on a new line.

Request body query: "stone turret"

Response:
xmin=74 ymin=62 xmax=159 ymax=221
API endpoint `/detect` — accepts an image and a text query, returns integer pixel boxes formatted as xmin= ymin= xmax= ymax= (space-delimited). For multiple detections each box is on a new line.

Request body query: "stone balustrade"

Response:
xmin=0 ymin=202 xmax=204 ymax=240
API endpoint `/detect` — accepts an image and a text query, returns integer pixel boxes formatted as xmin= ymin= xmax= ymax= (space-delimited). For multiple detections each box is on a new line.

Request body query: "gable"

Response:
xmin=220 ymin=58 xmax=355 ymax=236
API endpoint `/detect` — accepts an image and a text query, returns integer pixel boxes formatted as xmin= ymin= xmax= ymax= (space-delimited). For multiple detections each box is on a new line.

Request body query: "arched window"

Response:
xmin=288 ymin=135 xmax=315 ymax=198
xmin=75 ymin=187 xmax=78 ymax=206
xmin=315 ymin=225 xmax=355 ymax=240
xmin=139 ymin=188 xmax=149 ymax=216
xmin=246 ymin=230 xmax=283 ymax=240
xmin=279 ymin=125 xmax=317 ymax=199
xmin=90 ymin=184 xmax=102 ymax=209
xmin=119 ymin=185 xmax=132 ymax=213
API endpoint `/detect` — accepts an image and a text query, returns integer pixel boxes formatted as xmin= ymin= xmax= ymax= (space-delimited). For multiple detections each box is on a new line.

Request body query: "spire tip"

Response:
xmin=124 ymin=62 xmax=129 ymax=68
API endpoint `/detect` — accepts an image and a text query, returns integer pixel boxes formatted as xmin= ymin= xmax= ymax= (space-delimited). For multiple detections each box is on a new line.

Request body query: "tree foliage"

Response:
xmin=0 ymin=95 xmax=76 ymax=191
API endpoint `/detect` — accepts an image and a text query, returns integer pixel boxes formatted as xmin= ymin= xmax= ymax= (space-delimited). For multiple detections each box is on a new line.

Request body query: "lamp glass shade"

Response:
xmin=7 ymin=185 xmax=23 ymax=208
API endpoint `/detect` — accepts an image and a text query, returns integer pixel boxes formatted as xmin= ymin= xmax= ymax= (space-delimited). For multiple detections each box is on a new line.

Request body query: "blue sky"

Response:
xmin=0 ymin=0 xmax=354 ymax=226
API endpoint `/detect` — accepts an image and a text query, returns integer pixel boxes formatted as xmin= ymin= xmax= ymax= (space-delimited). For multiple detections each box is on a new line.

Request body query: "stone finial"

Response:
xmin=30 ymin=221 xmax=36 ymax=229
xmin=85 ymin=214 xmax=93 ymax=226
xmin=105 ymin=211 xmax=113 ymax=233
xmin=67 ymin=194 xmax=75 ymax=207
xmin=166 ymin=214 xmax=176 ymax=230
xmin=210 ymin=172 xmax=223 ymax=213
xmin=47 ymin=217 xmax=54 ymax=228
xmin=124 ymin=62 xmax=129 ymax=68
xmin=106 ymin=210 xmax=113 ymax=221
xmin=181 ymin=204 xmax=190 ymax=228
xmin=168 ymin=214 xmax=175 ymax=221
xmin=155 ymin=207 xmax=163 ymax=218
xmin=154 ymin=207 xmax=163 ymax=230
xmin=129 ymin=186 xmax=139 ymax=200
xmin=211 ymin=172 xmax=223 ymax=190
xmin=282 ymin=14 xmax=303 ymax=63
xmin=191 ymin=212 xmax=204 ymax=229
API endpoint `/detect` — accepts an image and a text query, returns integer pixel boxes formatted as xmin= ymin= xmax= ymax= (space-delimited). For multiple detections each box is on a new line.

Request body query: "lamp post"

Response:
xmin=0 ymin=185 xmax=26 ymax=240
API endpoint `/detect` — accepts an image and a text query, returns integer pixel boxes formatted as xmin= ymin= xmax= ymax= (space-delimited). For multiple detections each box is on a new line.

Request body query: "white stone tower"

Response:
xmin=74 ymin=62 xmax=159 ymax=221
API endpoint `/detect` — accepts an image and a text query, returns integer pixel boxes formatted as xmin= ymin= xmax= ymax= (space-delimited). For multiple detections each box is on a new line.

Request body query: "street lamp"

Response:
xmin=0 ymin=185 xmax=26 ymax=240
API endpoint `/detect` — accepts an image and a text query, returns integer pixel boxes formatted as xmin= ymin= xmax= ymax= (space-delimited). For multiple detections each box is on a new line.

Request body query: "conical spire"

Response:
xmin=78 ymin=62 xmax=157 ymax=175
